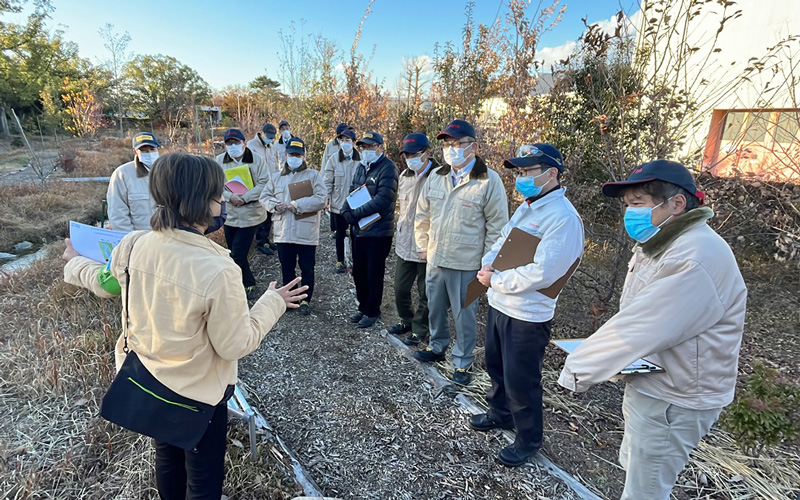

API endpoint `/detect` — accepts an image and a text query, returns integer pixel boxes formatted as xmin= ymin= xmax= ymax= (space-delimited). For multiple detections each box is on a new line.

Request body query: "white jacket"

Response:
xmin=215 ymin=149 xmax=269 ymax=228
xmin=246 ymin=134 xmax=280 ymax=176
xmin=483 ymin=188 xmax=584 ymax=323
xmin=415 ymin=157 xmax=509 ymax=271
xmin=107 ymin=160 xmax=155 ymax=231
xmin=395 ymin=161 xmax=435 ymax=263
xmin=558 ymin=207 xmax=747 ymax=410
xmin=259 ymin=163 xmax=327 ymax=246
xmin=323 ymin=149 xmax=360 ymax=214
xmin=322 ymin=139 xmax=339 ymax=170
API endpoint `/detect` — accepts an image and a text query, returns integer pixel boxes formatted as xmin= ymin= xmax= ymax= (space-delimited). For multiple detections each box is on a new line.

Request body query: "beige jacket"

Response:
xmin=64 ymin=229 xmax=286 ymax=406
xmin=107 ymin=159 xmax=155 ymax=231
xmin=322 ymin=139 xmax=339 ymax=170
xmin=246 ymin=134 xmax=281 ymax=176
xmin=395 ymin=160 xmax=436 ymax=263
xmin=215 ymin=148 xmax=269 ymax=228
xmin=415 ymin=157 xmax=509 ymax=271
xmin=259 ymin=163 xmax=327 ymax=246
xmin=558 ymin=208 xmax=747 ymax=410
xmin=323 ymin=149 xmax=360 ymax=214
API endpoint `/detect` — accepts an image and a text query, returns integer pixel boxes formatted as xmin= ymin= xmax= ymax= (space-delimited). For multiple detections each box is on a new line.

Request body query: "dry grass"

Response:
xmin=0 ymin=182 xmax=107 ymax=250
xmin=0 ymin=246 xmax=300 ymax=498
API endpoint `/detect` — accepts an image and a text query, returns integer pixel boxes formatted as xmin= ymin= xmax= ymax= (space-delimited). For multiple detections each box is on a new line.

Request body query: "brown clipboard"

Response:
xmin=288 ymin=179 xmax=317 ymax=220
xmin=463 ymin=227 xmax=579 ymax=306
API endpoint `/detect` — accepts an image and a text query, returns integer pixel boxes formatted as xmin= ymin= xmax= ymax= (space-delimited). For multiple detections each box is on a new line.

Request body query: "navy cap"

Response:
xmin=278 ymin=120 xmax=290 ymax=129
xmin=335 ymin=122 xmax=350 ymax=135
xmin=285 ymin=137 xmax=305 ymax=155
xmin=602 ymin=160 xmax=698 ymax=198
xmin=503 ymin=143 xmax=564 ymax=171
xmin=132 ymin=132 xmax=159 ymax=149
xmin=223 ymin=129 xmax=246 ymax=142
xmin=356 ymin=131 xmax=384 ymax=146
xmin=436 ymin=119 xmax=476 ymax=140
xmin=338 ymin=128 xmax=356 ymax=141
xmin=401 ymin=133 xmax=430 ymax=154
xmin=262 ymin=123 xmax=277 ymax=138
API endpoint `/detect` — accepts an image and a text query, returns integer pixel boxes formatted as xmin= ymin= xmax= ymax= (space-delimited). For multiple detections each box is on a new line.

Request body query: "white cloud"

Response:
xmin=537 ymin=40 xmax=578 ymax=69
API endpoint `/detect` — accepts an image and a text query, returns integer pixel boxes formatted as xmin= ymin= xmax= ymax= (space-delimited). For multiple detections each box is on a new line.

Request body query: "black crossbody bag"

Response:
xmin=99 ymin=235 xmax=216 ymax=450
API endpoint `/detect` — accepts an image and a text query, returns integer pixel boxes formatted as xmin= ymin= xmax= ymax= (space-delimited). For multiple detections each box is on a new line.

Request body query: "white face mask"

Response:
xmin=443 ymin=145 xmax=472 ymax=167
xmin=281 ymin=130 xmax=292 ymax=141
xmin=340 ymin=142 xmax=354 ymax=154
xmin=360 ymin=149 xmax=378 ymax=165
xmin=138 ymin=150 xmax=159 ymax=167
xmin=226 ymin=144 xmax=244 ymax=158
xmin=286 ymin=156 xmax=303 ymax=170
xmin=405 ymin=155 xmax=425 ymax=171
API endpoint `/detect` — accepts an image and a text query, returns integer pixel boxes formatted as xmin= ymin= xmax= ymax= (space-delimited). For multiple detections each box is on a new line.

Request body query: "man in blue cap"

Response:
xmin=107 ymin=132 xmax=161 ymax=231
xmin=470 ymin=143 xmax=584 ymax=467
xmin=388 ymin=133 xmax=438 ymax=345
xmin=215 ymin=128 xmax=270 ymax=299
xmin=558 ymin=160 xmax=747 ymax=499
xmin=323 ymin=127 xmax=360 ymax=273
xmin=323 ymin=123 xmax=354 ymax=235
xmin=340 ymin=131 xmax=399 ymax=328
xmin=276 ymin=120 xmax=292 ymax=166
xmin=248 ymin=123 xmax=281 ymax=256
xmin=414 ymin=120 xmax=508 ymax=385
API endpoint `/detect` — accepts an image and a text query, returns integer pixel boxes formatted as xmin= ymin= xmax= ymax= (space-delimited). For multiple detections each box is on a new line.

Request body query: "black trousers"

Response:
xmin=255 ymin=213 xmax=273 ymax=247
xmin=331 ymin=213 xmax=350 ymax=263
xmin=394 ymin=256 xmax=429 ymax=336
xmin=485 ymin=306 xmax=551 ymax=452
xmin=352 ymin=236 xmax=392 ymax=317
xmin=223 ymin=225 xmax=257 ymax=288
xmin=276 ymin=243 xmax=316 ymax=302
xmin=154 ymin=402 xmax=228 ymax=500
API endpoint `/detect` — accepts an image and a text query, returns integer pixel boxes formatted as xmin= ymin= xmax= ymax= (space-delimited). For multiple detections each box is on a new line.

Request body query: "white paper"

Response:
xmin=346 ymin=185 xmax=372 ymax=209
xmin=358 ymin=213 xmax=380 ymax=229
xmin=551 ymin=339 xmax=663 ymax=374
xmin=69 ymin=221 xmax=128 ymax=263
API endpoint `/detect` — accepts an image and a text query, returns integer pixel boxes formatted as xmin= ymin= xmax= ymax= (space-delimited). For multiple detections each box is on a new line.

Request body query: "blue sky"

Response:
xmin=15 ymin=0 xmax=639 ymax=91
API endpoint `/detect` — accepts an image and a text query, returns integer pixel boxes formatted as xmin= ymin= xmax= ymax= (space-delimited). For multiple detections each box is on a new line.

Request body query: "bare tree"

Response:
xmin=98 ymin=23 xmax=131 ymax=136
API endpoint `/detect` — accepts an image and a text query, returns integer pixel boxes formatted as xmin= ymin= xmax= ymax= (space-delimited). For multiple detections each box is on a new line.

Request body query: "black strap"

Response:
xmin=122 ymin=235 xmax=142 ymax=353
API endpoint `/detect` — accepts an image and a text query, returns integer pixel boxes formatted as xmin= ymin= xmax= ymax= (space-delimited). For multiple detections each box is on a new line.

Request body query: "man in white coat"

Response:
xmin=106 ymin=132 xmax=160 ymax=231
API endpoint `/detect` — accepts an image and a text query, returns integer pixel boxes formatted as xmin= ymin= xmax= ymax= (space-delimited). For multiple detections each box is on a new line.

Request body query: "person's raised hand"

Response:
xmin=61 ymin=238 xmax=80 ymax=263
xmin=268 ymin=277 xmax=308 ymax=308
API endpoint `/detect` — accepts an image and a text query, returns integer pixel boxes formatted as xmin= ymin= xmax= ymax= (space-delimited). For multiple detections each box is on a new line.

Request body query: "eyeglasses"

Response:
xmin=442 ymin=139 xmax=475 ymax=148
xmin=516 ymin=145 xmax=562 ymax=166
xmin=512 ymin=166 xmax=546 ymax=178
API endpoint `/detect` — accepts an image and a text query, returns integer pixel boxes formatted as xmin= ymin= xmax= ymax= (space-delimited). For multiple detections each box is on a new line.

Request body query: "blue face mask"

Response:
xmin=623 ymin=200 xmax=672 ymax=243
xmin=515 ymin=170 xmax=548 ymax=199
xmin=205 ymin=201 xmax=227 ymax=235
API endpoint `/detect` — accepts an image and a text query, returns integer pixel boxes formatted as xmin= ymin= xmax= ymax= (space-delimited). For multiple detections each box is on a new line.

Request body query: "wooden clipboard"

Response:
xmin=288 ymin=179 xmax=317 ymax=220
xmin=464 ymin=227 xmax=580 ymax=307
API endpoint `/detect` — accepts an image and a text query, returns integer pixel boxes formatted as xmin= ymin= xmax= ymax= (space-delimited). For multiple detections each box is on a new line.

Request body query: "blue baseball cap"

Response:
xmin=335 ymin=122 xmax=350 ymax=135
xmin=285 ymin=137 xmax=305 ymax=155
xmin=401 ymin=133 xmax=430 ymax=154
xmin=602 ymin=160 xmax=698 ymax=198
xmin=262 ymin=123 xmax=277 ymax=139
xmin=132 ymin=132 xmax=159 ymax=149
xmin=278 ymin=120 xmax=290 ymax=129
xmin=436 ymin=119 xmax=476 ymax=140
xmin=223 ymin=129 xmax=246 ymax=142
xmin=503 ymin=143 xmax=564 ymax=171
xmin=356 ymin=131 xmax=384 ymax=146
xmin=338 ymin=128 xmax=356 ymax=141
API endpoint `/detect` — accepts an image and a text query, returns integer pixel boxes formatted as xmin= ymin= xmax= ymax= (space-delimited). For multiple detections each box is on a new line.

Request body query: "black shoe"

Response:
xmin=403 ymin=332 xmax=425 ymax=346
xmin=335 ymin=262 xmax=346 ymax=274
xmin=268 ymin=242 xmax=277 ymax=251
xmin=413 ymin=347 xmax=445 ymax=363
xmin=349 ymin=312 xmax=364 ymax=323
xmin=257 ymin=245 xmax=274 ymax=256
xmin=357 ymin=315 xmax=379 ymax=328
xmin=496 ymin=443 xmax=539 ymax=467
xmin=388 ymin=323 xmax=411 ymax=335
xmin=469 ymin=413 xmax=514 ymax=432
xmin=298 ymin=301 xmax=310 ymax=316
xmin=453 ymin=368 xmax=472 ymax=386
